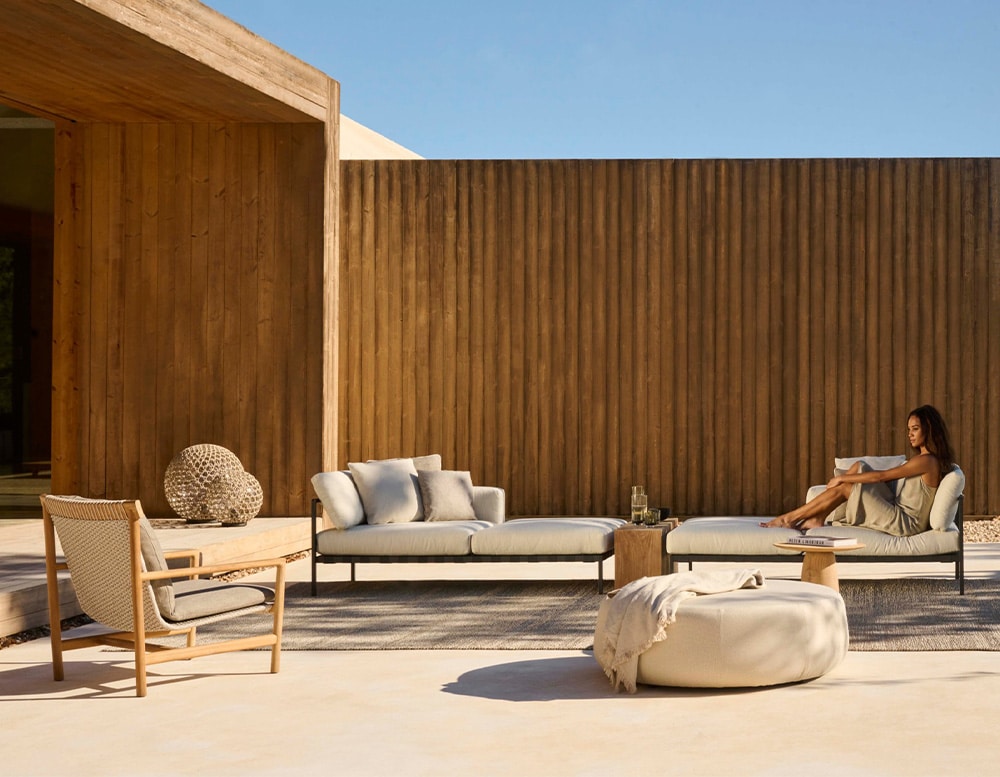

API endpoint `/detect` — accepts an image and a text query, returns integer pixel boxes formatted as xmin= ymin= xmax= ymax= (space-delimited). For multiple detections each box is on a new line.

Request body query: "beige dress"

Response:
xmin=827 ymin=464 xmax=937 ymax=537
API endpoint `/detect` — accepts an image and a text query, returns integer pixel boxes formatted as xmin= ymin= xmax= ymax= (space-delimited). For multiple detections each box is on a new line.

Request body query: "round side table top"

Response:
xmin=773 ymin=542 xmax=865 ymax=553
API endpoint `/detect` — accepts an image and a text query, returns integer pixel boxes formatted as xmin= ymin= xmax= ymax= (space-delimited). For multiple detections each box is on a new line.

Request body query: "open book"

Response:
xmin=784 ymin=534 xmax=857 ymax=548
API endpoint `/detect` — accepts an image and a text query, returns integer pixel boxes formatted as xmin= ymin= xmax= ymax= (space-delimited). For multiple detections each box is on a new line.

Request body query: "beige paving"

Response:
xmin=2 ymin=528 xmax=999 ymax=776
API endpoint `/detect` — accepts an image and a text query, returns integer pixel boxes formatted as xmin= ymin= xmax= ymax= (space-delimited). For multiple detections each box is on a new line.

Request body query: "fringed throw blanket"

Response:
xmin=595 ymin=569 xmax=765 ymax=692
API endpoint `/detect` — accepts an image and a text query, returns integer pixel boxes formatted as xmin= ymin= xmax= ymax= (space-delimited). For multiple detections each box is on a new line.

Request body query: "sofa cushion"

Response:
xmin=348 ymin=459 xmax=423 ymax=524
xmin=833 ymin=454 xmax=906 ymax=476
xmin=929 ymin=464 xmax=965 ymax=531
xmin=418 ymin=470 xmax=477 ymax=521
xmin=311 ymin=470 xmax=365 ymax=529
xmin=316 ymin=521 xmax=491 ymax=556
xmin=470 ymin=517 xmax=625 ymax=555
xmin=666 ymin=516 xmax=960 ymax=557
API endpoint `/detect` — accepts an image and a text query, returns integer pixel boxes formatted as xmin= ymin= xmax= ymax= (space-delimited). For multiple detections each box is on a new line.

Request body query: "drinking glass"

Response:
xmin=630 ymin=486 xmax=647 ymax=525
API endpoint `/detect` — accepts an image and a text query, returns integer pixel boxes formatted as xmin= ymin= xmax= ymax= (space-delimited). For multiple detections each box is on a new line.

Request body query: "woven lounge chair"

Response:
xmin=41 ymin=494 xmax=285 ymax=697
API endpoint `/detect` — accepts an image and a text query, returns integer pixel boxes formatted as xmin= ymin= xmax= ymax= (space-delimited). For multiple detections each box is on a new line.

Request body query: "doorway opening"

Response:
xmin=0 ymin=105 xmax=54 ymax=517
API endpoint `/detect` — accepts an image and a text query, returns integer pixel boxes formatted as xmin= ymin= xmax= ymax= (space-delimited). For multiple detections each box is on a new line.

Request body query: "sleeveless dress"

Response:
xmin=826 ymin=462 xmax=937 ymax=537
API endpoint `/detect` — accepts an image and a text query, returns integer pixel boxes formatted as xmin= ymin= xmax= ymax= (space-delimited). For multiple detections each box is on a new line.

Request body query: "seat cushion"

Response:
xmin=470 ymin=517 xmax=625 ymax=555
xmin=166 ymin=579 xmax=273 ymax=622
xmin=316 ymin=521 xmax=491 ymax=556
xmin=595 ymin=579 xmax=847 ymax=688
xmin=666 ymin=516 xmax=960 ymax=557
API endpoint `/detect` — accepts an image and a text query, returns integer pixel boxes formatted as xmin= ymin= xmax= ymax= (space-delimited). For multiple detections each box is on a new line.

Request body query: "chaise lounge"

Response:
xmin=667 ymin=457 xmax=967 ymax=592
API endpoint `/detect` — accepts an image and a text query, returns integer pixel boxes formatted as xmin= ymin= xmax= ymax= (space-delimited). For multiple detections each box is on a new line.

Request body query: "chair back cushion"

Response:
xmin=138 ymin=517 xmax=175 ymax=615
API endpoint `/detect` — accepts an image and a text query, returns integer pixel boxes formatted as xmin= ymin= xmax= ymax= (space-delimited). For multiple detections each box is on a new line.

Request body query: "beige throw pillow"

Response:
xmin=418 ymin=470 xmax=476 ymax=521
xmin=348 ymin=459 xmax=423 ymax=524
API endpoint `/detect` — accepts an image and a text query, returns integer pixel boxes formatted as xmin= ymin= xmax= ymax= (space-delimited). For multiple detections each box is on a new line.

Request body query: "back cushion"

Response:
xmin=929 ymin=464 xmax=966 ymax=531
xmin=311 ymin=470 xmax=366 ymax=529
xmin=833 ymin=455 xmax=906 ymax=476
xmin=138 ymin=517 xmax=175 ymax=616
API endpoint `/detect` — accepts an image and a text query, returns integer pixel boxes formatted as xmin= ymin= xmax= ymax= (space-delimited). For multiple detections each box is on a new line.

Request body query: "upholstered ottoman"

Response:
xmin=595 ymin=579 xmax=848 ymax=688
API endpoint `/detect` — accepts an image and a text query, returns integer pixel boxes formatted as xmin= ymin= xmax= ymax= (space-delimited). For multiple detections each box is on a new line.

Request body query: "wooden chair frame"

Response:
xmin=42 ymin=496 xmax=286 ymax=697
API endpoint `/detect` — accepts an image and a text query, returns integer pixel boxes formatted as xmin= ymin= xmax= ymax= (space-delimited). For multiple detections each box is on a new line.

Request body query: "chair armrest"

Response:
xmin=163 ymin=549 xmax=200 ymax=564
xmin=143 ymin=556 xmax=286 ymax=582
xmin=472 ymin=486 xmax=505 ymax=524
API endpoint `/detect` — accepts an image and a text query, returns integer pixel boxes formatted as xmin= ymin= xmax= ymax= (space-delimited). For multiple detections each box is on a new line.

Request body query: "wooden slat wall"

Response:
xmin=340 ymin=159 xmax=1000 ymax=517
xmin=52 ymin=122 xmax=326 ymax=516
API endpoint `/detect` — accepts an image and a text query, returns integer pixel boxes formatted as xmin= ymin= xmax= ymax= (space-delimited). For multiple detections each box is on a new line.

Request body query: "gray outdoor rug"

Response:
xmin=839 ymin=578 xmax=1000 ymax=651
xmin=198 ymin=579 xmax=606 ymax=650
xmin=155 ymin=576 xmax=1000 ymax=652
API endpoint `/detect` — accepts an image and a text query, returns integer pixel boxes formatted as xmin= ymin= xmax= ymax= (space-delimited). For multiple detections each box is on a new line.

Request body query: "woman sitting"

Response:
xmin=762 ymin=405 xmax=955 ymax=536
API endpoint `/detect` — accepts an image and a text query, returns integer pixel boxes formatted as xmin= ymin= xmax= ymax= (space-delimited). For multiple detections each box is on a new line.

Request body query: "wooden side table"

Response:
xmin=772 ymin=542 xmax=865 ymax=592
xmin=614 ymin=524 xmax=674 ymax=589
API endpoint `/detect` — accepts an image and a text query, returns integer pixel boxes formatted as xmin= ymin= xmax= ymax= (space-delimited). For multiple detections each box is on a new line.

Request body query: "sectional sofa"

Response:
xmin=309 ymin=455 xmax=625 ymax=593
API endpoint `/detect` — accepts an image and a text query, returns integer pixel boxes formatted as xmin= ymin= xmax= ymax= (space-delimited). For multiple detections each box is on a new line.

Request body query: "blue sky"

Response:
xmin=204 ymin=0 xmax=999 ymax=159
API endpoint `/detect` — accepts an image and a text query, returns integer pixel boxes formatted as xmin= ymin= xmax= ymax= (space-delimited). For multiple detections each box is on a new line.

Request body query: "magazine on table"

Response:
xmin=784 ymin=534 xmax=857 ymax=548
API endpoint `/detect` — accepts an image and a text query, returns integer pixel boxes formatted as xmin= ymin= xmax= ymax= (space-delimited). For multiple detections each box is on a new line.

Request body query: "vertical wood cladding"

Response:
xmin=340 ymin=159 xmax=1000 ymax=516
xmin=53 ymin=122 xmax=325 ymax=516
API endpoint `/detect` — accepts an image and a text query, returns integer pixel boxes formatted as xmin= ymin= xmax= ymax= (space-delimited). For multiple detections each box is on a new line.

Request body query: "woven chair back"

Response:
xmin=43 ymin=496 xmax=167 ymax=633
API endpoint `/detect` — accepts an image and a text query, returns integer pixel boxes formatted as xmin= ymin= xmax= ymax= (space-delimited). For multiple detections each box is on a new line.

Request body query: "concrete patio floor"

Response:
xmin=2 ymin=537 xmax=1000 ymax=777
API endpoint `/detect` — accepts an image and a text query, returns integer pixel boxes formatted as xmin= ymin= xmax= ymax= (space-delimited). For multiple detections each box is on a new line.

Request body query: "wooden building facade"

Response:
xmin=340 ymin=159 xmax=1000 ymax=517
xmin=0 ymin=0 xmax=339 ymax=516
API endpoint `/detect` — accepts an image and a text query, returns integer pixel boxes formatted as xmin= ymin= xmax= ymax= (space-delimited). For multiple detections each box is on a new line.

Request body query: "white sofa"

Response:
xmin=310 ymin=456 xmax=624 ymax=593
xmin=667 ymin=457 xmax=967 ymax=593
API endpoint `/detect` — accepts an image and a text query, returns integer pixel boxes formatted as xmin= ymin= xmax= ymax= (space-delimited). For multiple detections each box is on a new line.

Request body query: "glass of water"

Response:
xmin=630 ymin=486 xmax=647 ymax=524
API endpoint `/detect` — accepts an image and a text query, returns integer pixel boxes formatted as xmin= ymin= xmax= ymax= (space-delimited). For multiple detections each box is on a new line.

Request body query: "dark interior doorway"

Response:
xmin=0 ymin=105 xmax=54 ymax=514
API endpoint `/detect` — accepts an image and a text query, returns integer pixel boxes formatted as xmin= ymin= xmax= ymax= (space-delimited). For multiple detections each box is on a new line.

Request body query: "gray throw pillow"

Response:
xmin=418 ymin=470 xmax=476 ymax=521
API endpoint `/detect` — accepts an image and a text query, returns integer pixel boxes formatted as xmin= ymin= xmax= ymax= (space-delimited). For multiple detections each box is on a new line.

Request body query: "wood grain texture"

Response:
xmin=340 ymin=159 xmax=999 ymax=517
xmin=52 ymin=122 xmax=328 ymax=516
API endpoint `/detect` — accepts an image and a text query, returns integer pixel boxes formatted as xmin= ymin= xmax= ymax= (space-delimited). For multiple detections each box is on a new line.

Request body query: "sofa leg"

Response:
xmin=350 ymin=562 xmax=356 ymax=582
xmin=597 ymin=560 xmax=605 ymax=594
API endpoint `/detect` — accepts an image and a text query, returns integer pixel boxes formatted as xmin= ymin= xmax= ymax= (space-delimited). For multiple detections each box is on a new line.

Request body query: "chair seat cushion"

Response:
xmin=166 ymin=579 xmax=273 ymax=622
xmin=470 ymin=517 xmax=625 ymax=555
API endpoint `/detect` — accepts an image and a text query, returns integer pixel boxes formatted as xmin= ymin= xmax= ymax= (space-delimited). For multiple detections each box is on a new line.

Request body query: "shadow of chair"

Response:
xmin=41 ymin=494 xmax=285 ymax=697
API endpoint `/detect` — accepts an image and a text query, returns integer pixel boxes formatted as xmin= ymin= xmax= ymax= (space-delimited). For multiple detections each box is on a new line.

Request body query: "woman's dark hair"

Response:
xmin=908 ymin=404 xmax=955 ymax=474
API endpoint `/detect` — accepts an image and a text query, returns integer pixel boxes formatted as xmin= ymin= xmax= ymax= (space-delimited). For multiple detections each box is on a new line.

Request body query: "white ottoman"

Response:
xmin=595 ymin=579 xmax=848 ymax=688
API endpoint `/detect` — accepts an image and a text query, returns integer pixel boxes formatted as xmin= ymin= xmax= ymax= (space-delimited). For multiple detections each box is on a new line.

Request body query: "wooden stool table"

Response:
xmin=773 ymin=542 xmax=865 ymax=592
xmin=614 ymin=523 xmax=674 ymax=589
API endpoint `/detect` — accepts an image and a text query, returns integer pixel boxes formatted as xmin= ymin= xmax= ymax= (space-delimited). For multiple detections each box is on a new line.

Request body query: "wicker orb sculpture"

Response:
xmin=164 ymin=444 xmax=262 ymax=526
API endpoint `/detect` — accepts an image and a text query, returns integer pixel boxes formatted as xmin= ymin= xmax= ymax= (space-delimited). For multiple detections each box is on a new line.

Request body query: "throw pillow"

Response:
xmin=418 ymin=470 xmax=477 ymax=521
xmin=348 ymin=459 xmax=422 ymax=524
xmin=929 ymin=464 xmax=966 ymax=531
xmin=367 ymin=453 xmax=442 ymax=472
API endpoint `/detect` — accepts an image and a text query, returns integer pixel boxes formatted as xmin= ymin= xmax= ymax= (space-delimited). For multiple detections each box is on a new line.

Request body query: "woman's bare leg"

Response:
xmin=761 ymin=482 xmax=852 ymax=528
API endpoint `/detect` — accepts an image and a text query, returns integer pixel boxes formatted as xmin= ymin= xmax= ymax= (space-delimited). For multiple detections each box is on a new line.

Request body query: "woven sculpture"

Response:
xmin=164 ymin=444 xmax=263 ymax=526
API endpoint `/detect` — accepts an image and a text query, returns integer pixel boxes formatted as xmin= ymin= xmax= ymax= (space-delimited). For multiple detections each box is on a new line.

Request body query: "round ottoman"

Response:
xmin=595 ymin=579 xmax=848 ymax=688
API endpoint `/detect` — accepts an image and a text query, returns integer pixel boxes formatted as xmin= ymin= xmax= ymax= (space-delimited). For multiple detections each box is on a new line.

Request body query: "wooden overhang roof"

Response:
xmin=0 ymin=0 xmax=333 ymax=123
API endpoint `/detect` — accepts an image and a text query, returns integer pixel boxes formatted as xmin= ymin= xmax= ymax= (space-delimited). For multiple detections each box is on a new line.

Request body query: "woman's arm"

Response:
xmin=827 ymin=454 xmax=938 ymax=488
